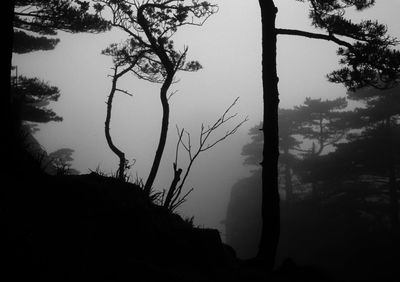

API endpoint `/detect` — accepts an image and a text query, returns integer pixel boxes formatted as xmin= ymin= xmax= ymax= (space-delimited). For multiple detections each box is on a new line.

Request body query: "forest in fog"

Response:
xmin=4 ymin=0 xmax=400 ymax=281
xmin=226 ymin=90 xmax=400 ymax=280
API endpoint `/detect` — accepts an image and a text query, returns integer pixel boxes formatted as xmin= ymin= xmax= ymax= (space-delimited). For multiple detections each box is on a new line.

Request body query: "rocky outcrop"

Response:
xmin=224 ymin=170 xmax=262 ymax=259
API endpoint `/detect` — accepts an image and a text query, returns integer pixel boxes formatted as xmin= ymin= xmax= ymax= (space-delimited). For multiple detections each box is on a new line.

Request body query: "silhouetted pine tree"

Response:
xmin=13 ymin=0 xmax=109 ymax=53
xmin=8 ymin=1 xmax=110 ymax=176
xmin=309 ymin=85 xmax=400 ymax=231
xmin=11 ymin=74 xmax=62 ymax=129
xmin=96 ymin=0 xmax=217 ymax=190
xmin=258 ymin=0 xmax=400 ymax=271
xmin=278 ymin=109 xmax=304 ymax=202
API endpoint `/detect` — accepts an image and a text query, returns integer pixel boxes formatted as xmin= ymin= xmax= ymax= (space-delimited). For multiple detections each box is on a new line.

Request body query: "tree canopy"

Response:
xmin=11 ymin=74 xmax=62 ymax=125
xmin=97 ymin=0 xmax=217 ymax=192
xmin=258 ymin=0 xmax=400 ymax=268
xmin=13 ymin=0 xmax=110 ymax=53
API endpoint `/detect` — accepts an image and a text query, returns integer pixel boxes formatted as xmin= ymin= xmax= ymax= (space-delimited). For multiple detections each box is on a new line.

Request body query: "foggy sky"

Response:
xmin=12 ymin=0 xmax=400 ymax=238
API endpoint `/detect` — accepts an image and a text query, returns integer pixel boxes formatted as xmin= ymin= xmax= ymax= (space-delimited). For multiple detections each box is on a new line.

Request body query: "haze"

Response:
xmin=12 ymin=0 xmax=400 ymax=239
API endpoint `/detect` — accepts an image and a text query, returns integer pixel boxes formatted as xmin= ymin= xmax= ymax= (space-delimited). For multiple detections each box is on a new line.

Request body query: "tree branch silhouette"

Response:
xmin=276 ymin=28 xmax=353 ymax=50
xmin=164 ymin=97 xmax=248 ymax=211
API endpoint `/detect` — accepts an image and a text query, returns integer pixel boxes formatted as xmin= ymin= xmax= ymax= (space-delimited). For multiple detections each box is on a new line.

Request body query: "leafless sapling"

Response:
xmin=164 ymin=97 xmax=248 ymax=211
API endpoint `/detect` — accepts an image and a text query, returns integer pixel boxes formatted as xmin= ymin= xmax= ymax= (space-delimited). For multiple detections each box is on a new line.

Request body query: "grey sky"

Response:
xmin=12 ymin=0 xmax=400 ymax=237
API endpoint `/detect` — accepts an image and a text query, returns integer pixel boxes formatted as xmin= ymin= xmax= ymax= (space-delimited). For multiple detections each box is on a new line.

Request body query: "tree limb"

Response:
xmin=276 ymin=28 xmax=353 ymax=50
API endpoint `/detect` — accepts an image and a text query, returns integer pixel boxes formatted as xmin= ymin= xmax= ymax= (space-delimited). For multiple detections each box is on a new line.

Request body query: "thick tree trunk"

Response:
xmin=4 ymin=2 xmax=16 ymax=177
xmin=138 ymin=6 xmax=174 ymax=195
xmin=257 ymin=0 xmax=280 ymax=271
xmin=144 ymin=75 xmax=173 ymax=195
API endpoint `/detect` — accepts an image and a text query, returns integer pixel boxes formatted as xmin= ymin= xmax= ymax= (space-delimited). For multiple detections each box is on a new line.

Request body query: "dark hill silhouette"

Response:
xmin=224 ymin=175 xmax=400 ymax=281
xmin=225 ymin=169 xmax=262 ymax=259
xmin=2 ymin=132 xmax=334 ymax=281
xmin=4 ymin=164 xmax=337 ymax=281
xmin=4 ymin=171 xmax=237 ymax=280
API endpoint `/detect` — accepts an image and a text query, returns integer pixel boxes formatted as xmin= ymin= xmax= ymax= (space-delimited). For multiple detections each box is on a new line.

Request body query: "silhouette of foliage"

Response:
xmin=241 ymin=122 xmax=263 ymax=167
xmin=11 ymin=74 xmax=62 ymax=126
xmin=14 ymin=0 xmax=110 ymax=36
xmin=12 ymin=0 xmax=110 ymax=131
xmin=258 ymin=0 xmax=400 ymax=268
xmin=10 ymin=0 xmax=110 ymax=176
xmin=13 ymin=30 xmax=60 ymax=54
xmin=48 ymin=148 xmax=80 ymax=175
xmin=13 ymin=0 xmax=109 ymax=53
xmin=97 ymin=0 xmax=217 ymax=193
xmin=303 ymin=84 xmax=400 ymax=230
xmin=294 ymin=97 xmax=348 ymax=155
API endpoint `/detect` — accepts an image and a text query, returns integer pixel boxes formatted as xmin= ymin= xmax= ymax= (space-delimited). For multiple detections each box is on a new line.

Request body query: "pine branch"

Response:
xmin=276 ymin=28 xmax=353 ymax=50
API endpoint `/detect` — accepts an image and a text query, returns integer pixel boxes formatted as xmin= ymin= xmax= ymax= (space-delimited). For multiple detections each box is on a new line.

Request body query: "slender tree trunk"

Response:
xmin=144 ymin=74 xmax=173 ymax=194
xmin=257 ymin=0 xmax=280 ymax=271
xmin=105 ymin=76 xmax=126 ymax=181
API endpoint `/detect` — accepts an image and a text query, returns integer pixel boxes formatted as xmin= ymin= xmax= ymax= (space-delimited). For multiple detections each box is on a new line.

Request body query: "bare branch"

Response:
xmin=116 ymin=88 xmax=133 ymax=96
xmin=200 ymin=116 xmax=249 ymax=152
xmin=167 ymin=89 xmax=179 ymax=101
xmin=166 ymin=97 xmax=247 ymax=211
xmin=175 ymin=125 xmax=184 ymax=165
xmin=170 ymin=188 xmax=194 ymax=212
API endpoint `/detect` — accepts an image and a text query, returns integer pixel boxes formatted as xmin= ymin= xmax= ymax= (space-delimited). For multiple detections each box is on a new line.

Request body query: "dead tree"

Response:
xmin=164 ymin=97 xmax=248 ymax=211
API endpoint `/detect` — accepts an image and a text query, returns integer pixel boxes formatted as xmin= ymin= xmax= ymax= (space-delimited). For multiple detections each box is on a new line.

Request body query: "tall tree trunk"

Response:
xmin=138 ymin=6 xmax=175 ymax=195
xmin=4 ymin=2 xmax=16 ymax=177
xmin=144 ymin=74 xmax=173 ymax=195
xmin=257 ymin=0 xmax=280 ymax=271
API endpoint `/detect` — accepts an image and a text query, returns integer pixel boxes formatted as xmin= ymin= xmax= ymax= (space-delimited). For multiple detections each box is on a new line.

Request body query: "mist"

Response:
xmin=7 ymin=0 xmax=400 ymax=280
xmin=12 ymin=0 xmax=263 ymax=234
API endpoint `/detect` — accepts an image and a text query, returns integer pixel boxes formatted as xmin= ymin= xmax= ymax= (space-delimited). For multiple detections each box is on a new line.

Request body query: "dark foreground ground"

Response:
xmin=2 ymin=169 xmax=342 ymax=281
xmin=4 ymin=157 xmax=398 ymax=281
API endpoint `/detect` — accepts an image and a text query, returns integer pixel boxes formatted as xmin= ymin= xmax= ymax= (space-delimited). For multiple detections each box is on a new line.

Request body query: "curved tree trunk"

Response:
xmin=104 ymin=54 xmax=143 ymax=181
xmin=257 ymin=0 xmax=280 ymax=272
xmin=105 ymin=75 xmax=126 ymax=180
xmin=137 ymin=5 xmax=175 ymax=195
xmin=144 ymin=74 xmax=173 ymax=195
